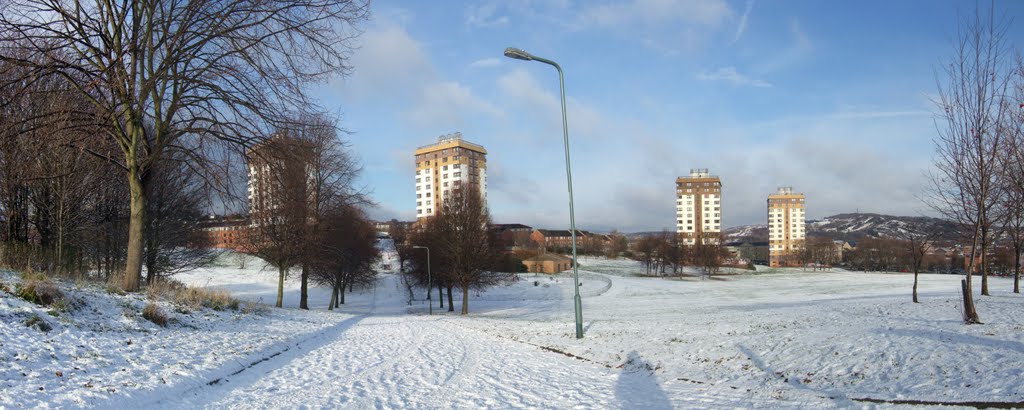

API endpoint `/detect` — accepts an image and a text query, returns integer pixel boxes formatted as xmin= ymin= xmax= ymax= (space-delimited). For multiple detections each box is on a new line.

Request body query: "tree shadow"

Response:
xmin=614 ymin=351 xmax=672 ymax=409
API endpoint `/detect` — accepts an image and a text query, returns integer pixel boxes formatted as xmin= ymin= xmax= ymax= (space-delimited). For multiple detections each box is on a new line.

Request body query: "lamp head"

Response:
xmin=503 ymin=47 xmax=533 ymax=61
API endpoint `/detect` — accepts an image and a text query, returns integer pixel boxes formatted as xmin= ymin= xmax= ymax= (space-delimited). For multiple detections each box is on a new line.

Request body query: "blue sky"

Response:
xmin=316 ymin=0 xmax=1024 ymax=232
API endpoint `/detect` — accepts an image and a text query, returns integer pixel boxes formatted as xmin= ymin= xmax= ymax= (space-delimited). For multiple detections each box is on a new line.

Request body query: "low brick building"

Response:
xmin=199 ymin=216 xmax=251 ymax=251
xmin=522 ymin=254 xmax=573 ymax=274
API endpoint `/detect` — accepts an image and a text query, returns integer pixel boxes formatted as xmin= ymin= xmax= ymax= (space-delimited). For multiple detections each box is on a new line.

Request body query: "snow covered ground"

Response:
xmin=3 ymin=247 xmax=1024 ymax=408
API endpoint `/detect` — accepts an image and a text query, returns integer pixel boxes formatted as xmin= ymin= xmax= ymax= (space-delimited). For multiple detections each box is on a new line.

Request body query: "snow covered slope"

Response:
xmin=3 ymin=249 xmax=1024 ymax=408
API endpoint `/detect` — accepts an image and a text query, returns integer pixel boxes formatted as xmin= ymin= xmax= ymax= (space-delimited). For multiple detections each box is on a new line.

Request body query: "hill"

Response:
xmin=725 ymin=213 xmax=961 ymax=243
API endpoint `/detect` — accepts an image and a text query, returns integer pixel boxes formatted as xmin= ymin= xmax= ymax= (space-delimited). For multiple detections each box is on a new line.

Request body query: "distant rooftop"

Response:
xmin=690 ymin=168 xmax=712 ymax=178
xmin=415 ymin=132 xmax=487 ymax=153
xmin=771 ymin=186 xmax=804 ymax=196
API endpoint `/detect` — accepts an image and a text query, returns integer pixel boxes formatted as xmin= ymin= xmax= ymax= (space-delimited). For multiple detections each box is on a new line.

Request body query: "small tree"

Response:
xmin=902 ymin=225 xmax=935 ymax=303
xmin=431 ymin=188 xmax=506 ymax=315
xmin=312 ymin=205 xmax=378 ymax=309
xmin=927 ymin=5 xmax=1014 ymax=322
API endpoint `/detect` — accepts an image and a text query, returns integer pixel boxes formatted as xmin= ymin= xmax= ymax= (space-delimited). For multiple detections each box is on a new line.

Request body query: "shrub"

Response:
xmin=139 ymin=278 xmax=242 ymax=313
xmin=15 ymin=275 xmax=64 ymax=306
xmin=24 ymin=314 xmax=52 ymax=332
xmin=142 ymin=303 xmax=168 ymax=327
xmin=240 ymin=300 xmax=269 ymax=315
xmin=105 ymin=271 xmax=127 ymax=295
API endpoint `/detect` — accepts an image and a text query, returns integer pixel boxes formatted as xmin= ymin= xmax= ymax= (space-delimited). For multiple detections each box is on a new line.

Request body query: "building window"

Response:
xmin=443 ymin=182 xmax=449 ymax=187
xmin=417 ymin=194 xmax=422 ymax=198
xmin=417 ymin=201 xmax=422 ymax=206
xmin=454 ymin=172 xmax=461 ymax=177
xmin=426 ymin=192 xmax=431 ymax=197
xmin=416 ymin=178 xmax=421 ymax=183
xmin=443 ymin=165 xmax=448 ymax=171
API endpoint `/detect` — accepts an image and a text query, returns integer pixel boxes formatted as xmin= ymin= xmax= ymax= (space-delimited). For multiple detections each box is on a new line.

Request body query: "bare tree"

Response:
xmin=142 ymin=152 xmax=216 ymax=283
xmin=0 ymin=0 xmax=370 ymax=291
xmin=248 ymin=135 xmax=313 ymax=308
xmin=1000 ymin=55 xmax=1024 ymax=294
xmin=693 ymin=234 xmax=726 ymax=278
xmin=430 ymin=188 xmax=505 ymax=315
xmin=312 ymin=204 xmax=378 ymax=309
xmin=927 ymin=6 xmax=1014 ymax=322
xmin=279 ymin=113 xmax=367 ymax=309
xmin=902 ymin=225 xmax=936 ymax=303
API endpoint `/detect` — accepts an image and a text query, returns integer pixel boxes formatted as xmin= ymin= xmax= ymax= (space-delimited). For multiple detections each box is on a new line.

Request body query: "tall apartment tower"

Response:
xmin=675 ymin=169 xmax=722 ymax=245
xmin=414 ymin=132 xmax=487 ymax=219
xmin=768 ymin=187 xmax=806 ymax=267
xmin=247 ymin=134 xmax=313 ymax=221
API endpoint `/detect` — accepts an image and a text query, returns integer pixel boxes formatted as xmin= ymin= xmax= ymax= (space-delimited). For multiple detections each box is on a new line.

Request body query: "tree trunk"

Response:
xmin=438 ymin=283 xmax=444 ymax=309
xmin=300 ymin=264 xmax=309 ymax=310
xmin=1014 ymin=252 xmax=1020 ymax=294
xmin=276 ymin=266 xmax=286 ymax=308
xmin=123 ymin=165 xmax=146 ymax=292
xmin=461 ymin=285 xmax=469 ymax=315
xmin=912 ymin=270 xmax=919 ymax=303
xmin=328 ymin=284 xmax=337 ymax=311
xmin=961 ymin=279 xmax=981 ymax=324
xmin=340 ymin=279 xmax=347 ymax=305
xmin=981 ymin=224 xmax=990 ymax=296
xmin=446 ymin=285 xmax=454 ymax=312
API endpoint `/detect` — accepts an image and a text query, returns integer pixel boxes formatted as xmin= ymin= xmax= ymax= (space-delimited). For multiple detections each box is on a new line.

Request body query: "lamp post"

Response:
xmin=503 ymin=47 xmax=583 ymax=339
xmin=412 ymin=245 xmax=431 ymax=315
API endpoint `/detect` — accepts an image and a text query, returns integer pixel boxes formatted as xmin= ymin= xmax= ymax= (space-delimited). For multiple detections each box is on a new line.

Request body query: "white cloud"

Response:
xmin=465 ymin=2 xmax=510 ymax=28
xmin=341 ymin=23 xmax=501 ymax=130
xmin=496 ymin=69 xmax=604 ymax=138
xmin=407 ymin=81 xmax=503 ymax=128
xmin=579 ymin=0 xmax=733 ymax=29
xmin=733 ymin=0 xmax=755 ymax=43
xmin=469 ymin=58 xmax=502 ymax=69
xmin=342 ymin=24 xmax=433 ymax=100
xmin=696 ymin=66 xmax=772 ymax=88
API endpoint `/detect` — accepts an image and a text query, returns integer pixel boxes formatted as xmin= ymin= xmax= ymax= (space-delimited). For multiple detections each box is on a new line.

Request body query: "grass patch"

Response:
xmin=24 ymin=314 xmax=52 ymax=332
xmin=142 ymin=303 xmax=168 ymax=327
xmin=146 ymin=279 xmax=241 ymax=312
xmin=240 ymin=300 xmax=269 ymax=315
xmin=15 ymin=273 xmax=65 ymax=307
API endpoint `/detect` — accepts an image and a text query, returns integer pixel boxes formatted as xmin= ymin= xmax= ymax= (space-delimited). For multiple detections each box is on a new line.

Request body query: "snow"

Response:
xmin=3 ymin=248 xmax=1024 ymax=408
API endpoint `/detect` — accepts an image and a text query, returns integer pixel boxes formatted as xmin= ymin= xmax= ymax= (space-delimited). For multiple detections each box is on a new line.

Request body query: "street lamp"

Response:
xmin=503 ymin=47 xmax=584 ymax=339
xmin=412 ymin=245 xmax=431 ymax=315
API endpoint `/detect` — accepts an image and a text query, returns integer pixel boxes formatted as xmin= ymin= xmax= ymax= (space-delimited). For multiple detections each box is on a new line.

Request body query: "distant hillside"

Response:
xmin=725 ymin=213 xmax=962 ymax=243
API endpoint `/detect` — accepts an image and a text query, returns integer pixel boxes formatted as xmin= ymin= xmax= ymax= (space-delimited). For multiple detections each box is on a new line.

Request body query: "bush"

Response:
xmin=142 ymin=303 xmax=168 ymax=327
xmin=240 ymin=300 xmax=269 ymax=315
xmin=15 ymin=274 xmax=65 ymax=306
xmin=105 ymin=271 xmax=126 ymax=295
xmin=24 ymin=314 xmax=52 ymax=332
xmin=144 ymin=279 xmax=241 ymax=312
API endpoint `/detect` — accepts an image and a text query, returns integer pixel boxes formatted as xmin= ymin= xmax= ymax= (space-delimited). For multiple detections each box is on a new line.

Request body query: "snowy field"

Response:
xmin=2 ymin=247 xmax=1023 ymax=408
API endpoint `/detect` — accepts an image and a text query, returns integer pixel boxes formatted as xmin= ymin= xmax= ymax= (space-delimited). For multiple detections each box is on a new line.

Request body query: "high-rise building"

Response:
xmin=247 ymin=134 xmax=314 ymax=222
xmin=414 ymin=132 xmax=487 ymax=219
xmin=768 ymin=187 xmax=806 ymax=267
xmin=675 ymin=169 xmax=722 ymax=244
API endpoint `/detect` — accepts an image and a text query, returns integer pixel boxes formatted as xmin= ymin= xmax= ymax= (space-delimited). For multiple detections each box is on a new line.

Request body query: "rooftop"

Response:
xmin=414 ymin=132 xmax=487 ymax=155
